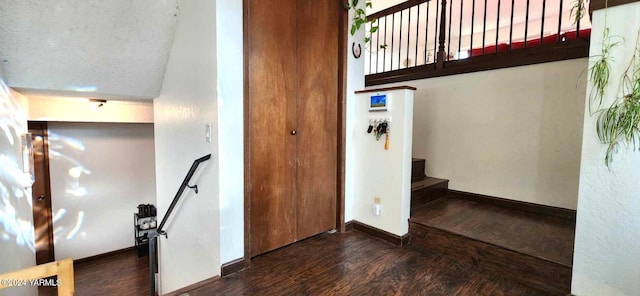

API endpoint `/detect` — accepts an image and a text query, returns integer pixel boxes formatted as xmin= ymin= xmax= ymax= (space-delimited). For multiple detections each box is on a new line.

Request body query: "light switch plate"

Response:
xmin=205 ymin=122 xmax=212 ymax=143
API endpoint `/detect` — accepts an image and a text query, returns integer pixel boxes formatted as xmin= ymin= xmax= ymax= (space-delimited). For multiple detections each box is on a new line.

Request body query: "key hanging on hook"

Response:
xmin=367 ymin=119 xmax=374 ymax=133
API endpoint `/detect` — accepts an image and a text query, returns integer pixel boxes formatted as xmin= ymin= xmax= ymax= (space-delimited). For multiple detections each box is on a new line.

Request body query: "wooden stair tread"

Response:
xmin=411 ymin=177 xmax=448 ymax=191
xmin=410 ymin=196 xmax=575 ymax=267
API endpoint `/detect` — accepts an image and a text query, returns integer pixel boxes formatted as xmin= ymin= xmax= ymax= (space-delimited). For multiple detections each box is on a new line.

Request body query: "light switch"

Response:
xmin=205 ymin=122 xmax=212 ymax=143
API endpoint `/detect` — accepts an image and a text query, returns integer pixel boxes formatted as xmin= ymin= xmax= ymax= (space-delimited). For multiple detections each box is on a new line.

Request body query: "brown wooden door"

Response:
xmin=246 ymin=0 xmax=339 ymax=256
xmin=28 ymin=121 xmax=55 ymax=264
xmin=295 ymin=0 xmax=338 ymax=239
xmin=247 ymin=0 xmax=298 ymax=256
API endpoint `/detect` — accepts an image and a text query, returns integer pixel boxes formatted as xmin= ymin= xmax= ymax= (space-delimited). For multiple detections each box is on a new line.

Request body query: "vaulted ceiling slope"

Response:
xmin=0 ymin=0 xmax=179 ymax=100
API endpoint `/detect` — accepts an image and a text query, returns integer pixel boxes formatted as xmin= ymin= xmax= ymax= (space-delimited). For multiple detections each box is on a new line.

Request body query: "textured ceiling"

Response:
xmin=0 ymin=0 xmax=179 ymax=100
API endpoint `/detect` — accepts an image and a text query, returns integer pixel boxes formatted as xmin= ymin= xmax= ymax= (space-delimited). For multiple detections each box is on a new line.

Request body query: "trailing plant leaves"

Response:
xmin=348 ymin=0 xmax=387 ymax=52
xmin=595 ymin=30 xmax=640 ymax=166
xmin=588 ymin=28 xmax=622 ymax=114
xmin=570 ymin=0 xmax=586 ymax=26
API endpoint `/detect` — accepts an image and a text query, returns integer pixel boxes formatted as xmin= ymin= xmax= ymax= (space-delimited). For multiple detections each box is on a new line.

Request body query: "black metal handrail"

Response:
xmin=148 ymin=154 xmax=212 ymax=296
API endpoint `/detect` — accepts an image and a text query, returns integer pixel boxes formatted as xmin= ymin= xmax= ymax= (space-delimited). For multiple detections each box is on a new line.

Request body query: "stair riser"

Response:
xmin=411 ymin=182 xmax=448 ymax=208
xmin=411 ymin=159 xmax=426 ymax=182
xmin=409 ymin=222 xmax=571 ymax=296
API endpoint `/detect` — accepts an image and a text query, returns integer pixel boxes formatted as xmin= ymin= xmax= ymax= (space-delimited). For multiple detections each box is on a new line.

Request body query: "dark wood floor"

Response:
xmin=188 ymin=231 xmax=548 ymax=295
xmin=38 ymin=249 xmax=150 ymax=296
xmin=411 ymin=197 xmax=575 ymax=266
xmin=35 ymin=231 xmax=552 ymax=295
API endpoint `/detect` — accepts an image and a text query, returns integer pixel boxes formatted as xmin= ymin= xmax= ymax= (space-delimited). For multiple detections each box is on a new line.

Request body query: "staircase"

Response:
xmin=408 ymin=158 xmax=574 ymax=296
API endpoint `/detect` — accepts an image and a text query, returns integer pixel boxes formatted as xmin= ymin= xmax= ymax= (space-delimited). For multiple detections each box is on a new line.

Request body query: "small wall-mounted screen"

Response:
xmin=369 ymin=94 xmax=387 ymax=111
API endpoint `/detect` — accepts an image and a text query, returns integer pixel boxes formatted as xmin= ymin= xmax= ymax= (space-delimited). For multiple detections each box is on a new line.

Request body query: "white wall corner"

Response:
xmin=153 ymin=0 xmax=220 ymax=293
xmin=215 ymin=0 xmax=245 ymax=266
xmin=345 ymin=1 xmax=367 ymax=222
xmin=572 ymin=3 xmax=640 ymax=296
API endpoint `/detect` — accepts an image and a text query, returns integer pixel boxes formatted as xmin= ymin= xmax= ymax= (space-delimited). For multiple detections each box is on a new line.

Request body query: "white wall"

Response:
xmin=345 ymin=1 xmax=367 ymax=223
xmin=572 ymin=3 xmax=640 ymax=295
xmin=0 ymin=75 xmax=37 ymax=296
xmin=351 ymin=90 xmax=414 ymax=236
xmin=383 ymin=58 xmax=587 ymax=210
xmin=215 ymin=0 xmax=244 ymax=265
xmin=29 ymin=96 xmax=153 ymax=123
xmin=47 ymin=122 xmax=156 ymax=260
xmin=153 ymin=0 xmax=220 ymax=293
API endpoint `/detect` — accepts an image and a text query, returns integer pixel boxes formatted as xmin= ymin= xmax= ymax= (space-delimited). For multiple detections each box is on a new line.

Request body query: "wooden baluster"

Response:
xmin=415 ymin=4 xmax=420 ymax=66
xmin=425 ymin=3 xmax=430 ymax=64
xmin=398 ymin=10 xmax=403 ymax=69
xmin=576 ymin=2 xmax=581 ymax=38
xmin=447 ymin=0 xmax=454 ymax=60
xmin=390 ymin=13 xmax=395 ymax=70
xmin=557 ymin=0 xmax=564 ymax=43
xmin=540 ymin=0 xmax=546 ymax=45
xmin=406 ymin=8 xmax=411 ymax=68
xmin=509 ymin=0 xmax=515 ymax=50
xmin=470 ymin=0 xmax=476 ymax=56
xmin=496 ymin=0 xmax=501 ymax=53
xmin=434 ymin=0 xmax=440 ymax=62
xmin=383 ymin=15 xmax=388 ymax=71
xmin=376 ymin=17 xmax=381 ymax=73
xmin=437 ymin=0 xmax=447 ymax=69
xmin=458 ymin=0 xmax=464 ymax=58
xmin=482 ymin=0 xmax=488 ymax=54
xmin=524 ymin=0 xmax=530 ymax=47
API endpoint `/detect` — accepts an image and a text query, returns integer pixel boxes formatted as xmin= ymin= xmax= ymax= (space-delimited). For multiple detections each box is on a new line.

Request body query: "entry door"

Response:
xmin=29 ymin=121 xmax=55 ymax=264
xmin=247 ymin=0 xmax=338 ymax=257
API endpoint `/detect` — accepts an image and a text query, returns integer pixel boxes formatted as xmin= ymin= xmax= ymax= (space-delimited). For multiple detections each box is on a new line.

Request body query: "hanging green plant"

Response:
xmin=588 ymin=28 xmax=622 ymax=114
xmin=570 ymin=0 xmax=586 ymax=25
xmin=344 ymin=0 xmax=387 ymax=50
xmin=595 ymin=31 xmax=640 ymax=165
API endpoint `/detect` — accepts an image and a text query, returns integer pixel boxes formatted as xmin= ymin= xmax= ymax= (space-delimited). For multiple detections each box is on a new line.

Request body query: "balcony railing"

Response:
xmin=365 ymin=0 xmax=592 ymax=85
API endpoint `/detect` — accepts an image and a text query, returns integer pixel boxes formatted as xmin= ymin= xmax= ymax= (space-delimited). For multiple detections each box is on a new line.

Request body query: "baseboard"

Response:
xmin=349 ymin=220 xmax=409 ymax=246
xmin=163 ymin=276 xmax=220 ymax=296
xmin=73 ymin=246 xmax=135 ymax=266
xmin=344 ymin=220 xmax=354 ymax=231
xmin=449 ymin=190 xmax=577 ymax=221
xmin=221 ymin=258 xmax=247 ymax=277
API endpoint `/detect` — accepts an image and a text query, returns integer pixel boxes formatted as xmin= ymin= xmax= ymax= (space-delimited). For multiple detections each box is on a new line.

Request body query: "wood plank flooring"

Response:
xmin=38 ymin=249 xmax=150 ymax=296
xmin=35 ymin=231 xmax=551 ymax=295
xmin=411 ymin=197 xmax=575 ymax=266
xmin=187 ymin=231 xmax=548 ymax=295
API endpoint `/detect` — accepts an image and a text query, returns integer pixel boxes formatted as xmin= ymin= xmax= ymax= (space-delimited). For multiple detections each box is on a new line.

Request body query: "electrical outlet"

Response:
xmin=373 ymin=197 xmax=381 ymax=216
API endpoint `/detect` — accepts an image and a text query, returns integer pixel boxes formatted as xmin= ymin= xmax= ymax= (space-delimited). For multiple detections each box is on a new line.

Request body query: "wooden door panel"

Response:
xmin=29 ymin=122 xmax=55 ymax=264
xmin=295 ymin=0 xmax=338 ymax=239
xmin=247 ymin=0 xmax=298 ymax=256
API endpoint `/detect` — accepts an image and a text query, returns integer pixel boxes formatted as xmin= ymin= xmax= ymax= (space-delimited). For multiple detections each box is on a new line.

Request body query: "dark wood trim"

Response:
xmin=28 ymin=121 xmax=55 ymax=264
xmin=448 ymin=190 xmax=577 ymax=221
xmin=73 ymin=247 xmax=135 ymax=267
xmin=344 ymin=220 xmax=355 ymax=231
xmin=336 ymin=0 xmax=348 ymax=234
xmin=350 ymin=221 xmax=409 ymax=246
xmin=367 ymin=0 xmax=431 ymax=21
xmin=366 ymin=39 xmax=589 ymax=86
xmin=221 ymin=258 xmax=247 ymax=277
xmin=163 ymin=276 xmax=221 ymax=296
xmin=590 ymin=0 xmax=639 ymax=11
xmin=242 ymin=0 xmax=252 ymax=267
xmin=354 ymin=85 xmax=417 ymax=94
